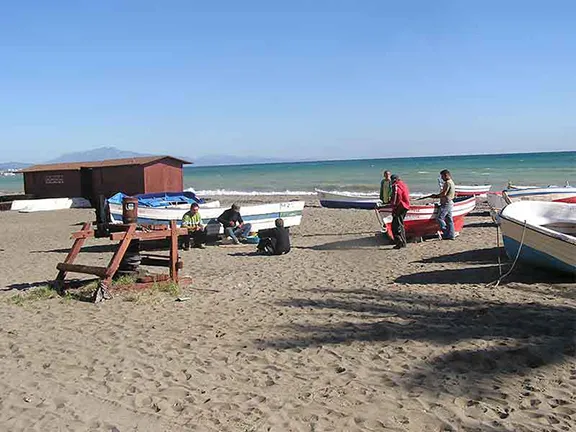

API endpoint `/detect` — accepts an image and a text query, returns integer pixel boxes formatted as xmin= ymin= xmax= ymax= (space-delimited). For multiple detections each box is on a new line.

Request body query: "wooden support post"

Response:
xmin=169 ymin=220 xmax=179 ymax=283
xmin=103 ymin=224 xmax=137 ymax=283
xmin=54 ymin=222 xmax=92 ymax=292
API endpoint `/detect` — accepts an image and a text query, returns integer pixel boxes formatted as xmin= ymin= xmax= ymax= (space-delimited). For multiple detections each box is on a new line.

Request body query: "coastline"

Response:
xmin=0 ymin=195 xmax=574 ymax=431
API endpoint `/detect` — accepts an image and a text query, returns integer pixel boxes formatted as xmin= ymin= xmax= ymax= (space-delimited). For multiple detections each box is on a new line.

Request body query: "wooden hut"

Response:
xmin=20 ymin=156 xmax=191 ymax=200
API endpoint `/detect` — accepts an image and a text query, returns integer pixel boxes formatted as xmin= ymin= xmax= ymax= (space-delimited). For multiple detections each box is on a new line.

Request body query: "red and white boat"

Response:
xmin=455 ymin=184 xmax=492 ymax=197
xmin=375 ymin=196 xmax=477 ymax=240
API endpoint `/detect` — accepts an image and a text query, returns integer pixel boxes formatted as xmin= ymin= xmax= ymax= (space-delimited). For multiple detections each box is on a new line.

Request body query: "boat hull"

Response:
xmin=454 ymin=185 xmax=491 ymax=197
xmin=316 ymin=190 xmax=379 ymax=210
xmin=504 ymin=187 xmax=576 ymax=204
xmin=109 ymin=201 xmax=306 ymax=234
xmin=375 ymin=196 xmax=476 ymax=240
xmin=499 ymin=201 xmax=576 ymax=274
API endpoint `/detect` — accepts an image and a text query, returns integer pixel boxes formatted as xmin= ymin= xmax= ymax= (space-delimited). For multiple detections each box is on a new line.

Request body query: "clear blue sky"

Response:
xmin=1 ymin=1 xmax=575 ymax=162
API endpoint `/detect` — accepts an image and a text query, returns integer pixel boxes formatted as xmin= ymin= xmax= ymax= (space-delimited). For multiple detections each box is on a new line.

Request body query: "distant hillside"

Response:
xmin=0 ymin=162 xmax=30 ymax=170
xmin=47 ymin=146 xmax=151 ymax=163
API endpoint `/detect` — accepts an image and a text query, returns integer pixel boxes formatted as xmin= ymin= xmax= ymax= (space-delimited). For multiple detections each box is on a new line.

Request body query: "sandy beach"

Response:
xmin=0 ymin=196 xmax=574 ymax=432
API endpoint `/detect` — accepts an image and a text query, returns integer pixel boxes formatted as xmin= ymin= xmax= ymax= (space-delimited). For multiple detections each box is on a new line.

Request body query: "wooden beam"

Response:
xmin=105 ymin=224 xmax=137 ymax=278
xmin=71 ymin=230 xmax=95 ymax=239
xmin=55 ymin=222 xmax=92 ymax=284
xmin=169 ymin=220 xmax=179 ymax=283
xmin=109 ymin=228 xmax=187 ymax=241
xmin=56 ymin=263 xmax=108 ymax=278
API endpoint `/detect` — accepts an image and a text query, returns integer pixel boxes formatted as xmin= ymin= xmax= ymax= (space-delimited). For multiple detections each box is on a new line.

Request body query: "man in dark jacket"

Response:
xmin=217 ymin=203 xmax=252 ymax=244
xmin=257 ymin=218 xmax=291 ymax=255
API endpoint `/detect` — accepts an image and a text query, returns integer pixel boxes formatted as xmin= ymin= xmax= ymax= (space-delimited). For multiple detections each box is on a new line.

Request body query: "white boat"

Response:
xmin=455 ymin=184 xmax=492 ymax=197
xmin=11 ymin=197 xmax=92 ymax=213
xmin=109 ymin=200 xmax=306 ymax=233
xmin=316 ymin=189 xmax=380 ymax=209
xmin=503 ymin=186 xmax=576 ymax=205
xmin=375 ymin=196 xmax=477 ymax=239
xmin=499 ymin=201 xmax=576 ymax=274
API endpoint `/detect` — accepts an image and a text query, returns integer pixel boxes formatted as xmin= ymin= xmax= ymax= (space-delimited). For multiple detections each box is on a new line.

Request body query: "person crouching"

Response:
xmin=257 ymin=218 xmax=291 ymax=255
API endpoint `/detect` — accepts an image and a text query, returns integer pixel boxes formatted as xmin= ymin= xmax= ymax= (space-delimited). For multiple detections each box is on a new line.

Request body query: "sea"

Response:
xmin=1 ymin=151 xmax=574 ymax=196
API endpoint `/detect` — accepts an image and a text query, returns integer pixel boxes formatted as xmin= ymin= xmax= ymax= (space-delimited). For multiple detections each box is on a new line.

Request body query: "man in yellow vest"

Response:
xmin=180 ymin=203 xmax=206 ymax=250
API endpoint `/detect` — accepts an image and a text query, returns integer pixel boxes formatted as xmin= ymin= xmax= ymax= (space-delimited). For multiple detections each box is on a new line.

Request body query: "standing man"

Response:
xmin=431 ymin=169 xmax=456 ymax=240
xmin=181 ymin=203 xmax=206 ymax=250
xmin=217 ymin=203 xmax=253 ymax=244
xmin=379 ymin=170 xmax=392 ymax=205
xmin=390 ymin=174 xmax=410 ymax=249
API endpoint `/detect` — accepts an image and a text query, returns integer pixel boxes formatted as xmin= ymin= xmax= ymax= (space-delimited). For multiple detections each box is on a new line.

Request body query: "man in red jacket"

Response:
xmin=390 ymin=174 xmax=411 ymax=249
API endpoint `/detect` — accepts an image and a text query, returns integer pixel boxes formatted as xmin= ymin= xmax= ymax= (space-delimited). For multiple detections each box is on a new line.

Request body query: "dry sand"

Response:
xmin=0 ymin=196 xmax=574 ymax=431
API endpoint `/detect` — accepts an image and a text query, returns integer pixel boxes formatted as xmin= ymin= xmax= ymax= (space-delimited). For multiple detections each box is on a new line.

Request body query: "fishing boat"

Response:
xmin=503 ymin=186 xmax=576 ymax=204
xmin=108 ymin=199 xmax=306 ymax=233
xmin=11 ymin=197 xmax=92 ymax=212
xmin=499 ymin=201 xmax=576 ymax=274
xmin=316 ymin=189 xmax=380 ymax=209
xmin=108 ymin=191 xmax=221 ymax=210
xmin=375 ymin=196 xmax=477 ymax=240
xmin=454 ymin=184 xmax=492 ymax=197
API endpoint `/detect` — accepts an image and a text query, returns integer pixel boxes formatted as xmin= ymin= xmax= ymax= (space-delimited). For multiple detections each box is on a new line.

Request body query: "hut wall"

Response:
xmin=23 ymin=170 xmax=82 ymax=198
xmin=143 ymin=160 xmax=184 ymax=193
xmin=91 ymin=165 xmax=145 ymax=197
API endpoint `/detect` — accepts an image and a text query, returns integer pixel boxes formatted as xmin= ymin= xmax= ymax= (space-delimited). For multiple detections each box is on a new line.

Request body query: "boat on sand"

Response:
xmin=375 ymin=196 xmax=477 ymax=240
xmin=455 ymin=184 xmax=491 ymax=197
xmin=499 ymin=201 xmax=576 ymax=274
xmin=316 ymin=189 xmax=380 ymax=209
xmin=108 ymin=199 xmax=305 ymax=234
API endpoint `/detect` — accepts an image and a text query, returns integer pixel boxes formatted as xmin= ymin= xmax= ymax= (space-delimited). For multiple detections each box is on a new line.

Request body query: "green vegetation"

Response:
xmin=7 ymin=285 xmax=57 ymax=305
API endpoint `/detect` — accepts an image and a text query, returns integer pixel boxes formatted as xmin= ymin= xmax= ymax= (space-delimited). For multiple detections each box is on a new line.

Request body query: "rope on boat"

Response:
xmin=488 ymin=219 xmax=527 ymax=288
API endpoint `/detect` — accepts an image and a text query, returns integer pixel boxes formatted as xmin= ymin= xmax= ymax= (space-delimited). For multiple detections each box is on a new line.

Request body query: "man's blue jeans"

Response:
xmin=225 ymin=223 xmax=252 ymax=242
xmin=436 ymin=200 xmax=455 ymax=239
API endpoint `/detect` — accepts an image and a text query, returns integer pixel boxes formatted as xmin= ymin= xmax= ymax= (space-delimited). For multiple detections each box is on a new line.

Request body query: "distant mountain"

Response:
xmin=46 ymin=146 xmax=152 ymax=163
xmin=0 ymin=162 xmax=30 ymax=170
xmin=192 ymin=154 xmax=294 ymax=166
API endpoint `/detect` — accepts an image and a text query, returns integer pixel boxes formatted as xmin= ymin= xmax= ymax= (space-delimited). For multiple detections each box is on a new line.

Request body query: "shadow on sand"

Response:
xmin=295 ymin=235 xmax=387 ymax=251
xmin=263 ymin=280 xmax=575 ymax=396
xmin=395 ymin=264 xmax=572 ymax=285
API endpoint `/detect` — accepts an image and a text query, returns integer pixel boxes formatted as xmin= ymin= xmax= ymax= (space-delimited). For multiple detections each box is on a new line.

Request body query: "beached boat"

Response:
xmin=108 ymin=191 xmax=220 ymax=209
xmin=108 ymin=200 xmax=306 ymax=233
xmin=499 ymin=201 xmax=576 ymax=274
xmin=11 ymin=197 xmax=92 ymax=212
xmin=503 ymin=186 xmax=576 ymax=205
xmin=316 ymin=189 xmax=380 ymax=209
xmin=375 ymin=196 xmax=477 ymax=240
xmin=454 ymin=184 xmax=492 ymax=197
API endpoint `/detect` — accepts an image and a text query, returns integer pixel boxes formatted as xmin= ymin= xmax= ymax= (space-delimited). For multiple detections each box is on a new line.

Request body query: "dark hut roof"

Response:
xmin=20 ymin=156 xmax=192 ymax=173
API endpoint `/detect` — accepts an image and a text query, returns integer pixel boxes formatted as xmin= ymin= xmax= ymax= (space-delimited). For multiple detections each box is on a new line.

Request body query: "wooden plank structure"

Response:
xmin=54 ymin=196 xmax=187 ymax=302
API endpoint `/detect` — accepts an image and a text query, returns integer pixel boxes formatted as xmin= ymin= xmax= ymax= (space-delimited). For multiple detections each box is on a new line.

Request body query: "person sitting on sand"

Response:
xmin=180 ymin=203 xmax=206 ymax=250
xmin=390 ymin=174 xmax=410 ymax=249
xmin=431 ymin=169 xmax=456 ymax=240
xmin=379 ymin=170 xmax=392 ymax=205
xmin=257 ymin=218 xmax=291 ymax=255
xmin=217 ymin=203 xmax=252 ymax=244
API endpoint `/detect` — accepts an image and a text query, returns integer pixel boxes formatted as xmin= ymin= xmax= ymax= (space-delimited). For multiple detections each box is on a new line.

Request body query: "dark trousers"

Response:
xmin=257 ymin=237 xmax=277 ymax=255
xmin=392 ymin=208 xmax=408 ymax=247
xmin=181 ymin=229 xmax=206 ymax=248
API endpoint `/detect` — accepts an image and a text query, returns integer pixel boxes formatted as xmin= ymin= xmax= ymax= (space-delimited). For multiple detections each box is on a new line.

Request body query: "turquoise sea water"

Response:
xmin=183 ymin=151 xmax=575 ymax=196
xmin=1 ymin=151 xmax=574 ymax=196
